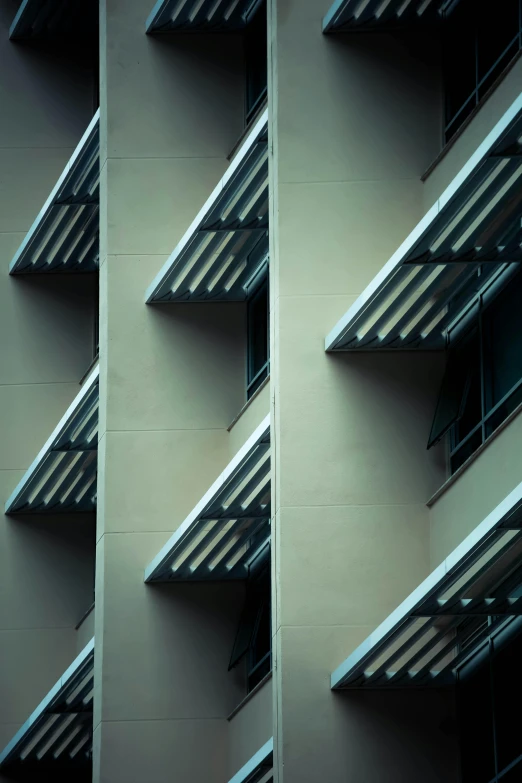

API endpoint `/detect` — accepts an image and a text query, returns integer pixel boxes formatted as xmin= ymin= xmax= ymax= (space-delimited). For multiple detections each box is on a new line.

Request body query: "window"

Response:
xmin=229 ymin=546 xmax=271 ymax=693
xmin=457 ymin=620 xmax=522 ymax=783
xmin=245 ymin=0 xmax=267 ymax=124
xmin=247 ymin=268 xmax=269 ymax=399
xmin=428 ymin=270 xmax=522 ymax=474
xmin=443 ymin=0 xmax=522 ymax=141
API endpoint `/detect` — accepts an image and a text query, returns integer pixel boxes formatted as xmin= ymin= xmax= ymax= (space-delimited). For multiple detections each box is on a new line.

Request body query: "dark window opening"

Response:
xmin=428 ymin=270 xmax=522 ymax=474
xmin=247 ymin=268 xmax=269 ymax=399
xmin=229 ymin=547 xmax=271 ymax=693
xmin=458 ymin=620 xmax=522 ymax=783
xmin=443 ymin=0 xmax=522 ymax=142
xmin=245 ymin=0 xmax=267 ymax=124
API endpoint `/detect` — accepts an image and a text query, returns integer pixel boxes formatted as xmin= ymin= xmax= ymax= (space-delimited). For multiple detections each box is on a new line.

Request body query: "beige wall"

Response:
xmin=0 ymin=2 xmax=97 ymax=774
xmin=270 ymin=1 xmax=453 ymax=780
xmin=423 ymin=58 xmax=522 ymax=210
xmin=430 ymin=408 xmax=522 ymax=567
xmin=95 ymin=1 xmax=254 ymax=780
xmin=227 ymin=676 xmax=273 ymax=778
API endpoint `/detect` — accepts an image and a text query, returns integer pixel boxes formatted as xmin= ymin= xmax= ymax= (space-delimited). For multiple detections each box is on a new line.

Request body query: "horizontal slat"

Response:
xmin=10 ymin=0 xmax=97 ymax=40
xmin=10 ymin=111 xmax=100 ymax=275
xmin=323 ymin=0 xmax=451 ymax=32
xmin=228 ymin=738 xmax=273 ymax=783
xmin=0 ymin=639 xmax=94 ymax=770
xmin=146 ymin=0 xmax=263 ymax=32
xmin=325 ymin=94 xmax=522 ymax=351
xmin=331 ymin=481 xmax=522 ymax=689
xmin=145 ymin=109 xmax=268 ymax=302
xmin=145 ymin=414 xmax=270 ymax=582
xmin=5 ymin=366 xmax=99 ymax=514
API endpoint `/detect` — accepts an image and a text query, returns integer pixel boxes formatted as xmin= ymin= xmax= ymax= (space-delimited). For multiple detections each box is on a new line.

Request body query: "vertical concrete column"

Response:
xmin=268 ymin=1 xmax=455 ymax=780
xmin=95 ymin=3 xmax=250 ymax=781
xmin=0 ymin=4 xmax=96 ymax=768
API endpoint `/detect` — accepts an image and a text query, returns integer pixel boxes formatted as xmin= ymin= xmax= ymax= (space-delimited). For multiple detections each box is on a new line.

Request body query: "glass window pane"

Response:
xmin=483 ymin=274 xmax=522 ymax=411
xmin=443 ymin=0 xmax=477 ymax=136
xmin=477 ymin=0 xmax=519 ymax=85
xmin=428 ymin=332 xmax=479 ymax=449
xmin=247 ymin=274 xmax=269 ymax=397
xmin=493 ymin=622 xmax=522 ymax=773
xmin=245 ymin=1 xmax=267 ymax=121
xmin=457 ymin=645 xmax=495 ymax=783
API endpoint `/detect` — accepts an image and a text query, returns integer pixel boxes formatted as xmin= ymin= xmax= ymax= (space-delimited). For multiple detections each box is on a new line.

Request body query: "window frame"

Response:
xmin=245 ymin=0 xmax=268 ymax=126
xmin=443 ymin=0 xmax=522 ymax=142
xmin=228 ymin=545 xmax=272 ymax=694
xmin=429 ymin=268 xmax=522 ymax=474
xmin=246 ymin=265 xmax=270 ymax=400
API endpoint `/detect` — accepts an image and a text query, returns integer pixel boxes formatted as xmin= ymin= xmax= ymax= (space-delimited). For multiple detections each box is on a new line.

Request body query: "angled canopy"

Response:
xmin=146 ymin=0 xmax=263 ymax=33
xmin=145 ymin=109 xmax=268 ymax=303
xmin=5 ymin=366 xmax=99 ymax=514
xmin=331 ymin=482 xmax=522 ymax=689
xmin=228 ymin=738 xmax=273 ymax=783
xmin=9 ymin=0 xmax=98 ymax=40
xmin=0 ymin=638 xmax=94 ymax=775
xmin=323 ymin=0 xmax=456 ymax=33
xmin=10 ymin=111 xmax=100 ymax=275
xmin=145 ymin=415 xmax=270 ymax=582
xmin=325 ymin=94 xmax=522 ymax=351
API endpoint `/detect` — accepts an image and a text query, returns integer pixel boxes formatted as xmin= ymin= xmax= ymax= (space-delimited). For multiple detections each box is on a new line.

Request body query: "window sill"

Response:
xmin=75 ymin=601 xmax=95 ymax=631
xmin=227 ymin=670 xmax=272 ymax=722
xmin=421 ymin=49 xmax=522 ymax=184
xmin=427 ymin=399 xmax=522 ymax=508
xmin=227 ymin=375 xmax=270 ymax=433
xmin=227 ymin=99 xmax=268 ymax=163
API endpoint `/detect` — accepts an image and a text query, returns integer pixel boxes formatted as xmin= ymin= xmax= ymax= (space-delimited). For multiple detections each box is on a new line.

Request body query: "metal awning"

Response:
xmin=9 ymin=0 xmax=98 ymax=40
xmin=145 ymin=109 xmax=268 ymax=303
xmin=323 ymin=0 xmax=456 ymax=33
xmin=331 ymin=482 xmax=522 ymax=689
xmin=145 ymin=414 xmax=270 ymax=582
xmin=0 ymin=638 xmax=94 ymax=774
xmin=325 ymin=94 xmax=522 ymax=351
xmin=10 ymin=111 xmax=99 ymax=275
xmin=146 ymin=0 xmax=263 ymax=33
xmin=5 ymin=366 xmax=99 ymax=514
xmin=228 ymin=738 xmax=273 ymax=783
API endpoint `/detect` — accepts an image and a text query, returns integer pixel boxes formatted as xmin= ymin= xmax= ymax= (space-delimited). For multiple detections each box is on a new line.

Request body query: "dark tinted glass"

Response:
xmin=443 ymin=0 xmax=477 ymax=133
xmin=458 ymin=646 xmax=495 ymax=783
xmin=245 ymin=1 xmax=267 ymax=122
xmin=483 ymin=275 xmax=522 ymax=411
xmin=493 ymin=624 xmax=522 ymax=772
xmin=247 ymin=275 xmax=269 ymax=397
xmin=444 ymin=0 xmax=522 ymax=140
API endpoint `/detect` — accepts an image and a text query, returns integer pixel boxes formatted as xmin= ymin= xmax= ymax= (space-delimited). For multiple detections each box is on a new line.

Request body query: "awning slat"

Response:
xmin=323 ymin=0 xmax=451 ymax=32
xmin=325 ymin=95 xmax=522 ymax=352
xmin=145 ymin=415 xmax=270 ymax=582
xmin=228 ymin=738 xmax=273 ymax=783
xmin=145 ymin=110 xmax=268 ymax=303
xmin=5 ymin=367 xmax=99 ymax=514
xmin=0 ymin=639 xmax=94 ymax=772
xmin=331 ymin=482 xmax=522 ymax=689
xmin=146 ymin=0 xmax=262 ymax=33
xmin=10 ymin=111 xmax=100 ymax=275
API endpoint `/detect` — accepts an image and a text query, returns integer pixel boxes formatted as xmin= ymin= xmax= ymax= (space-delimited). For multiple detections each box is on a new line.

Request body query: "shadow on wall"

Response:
xmin=0 ymin=512 xmax=96 ymax=629
xmin=325 ymin=350 xmax=447 ymax=496
xmin=330 ymin=687 xmax=459 ymax=782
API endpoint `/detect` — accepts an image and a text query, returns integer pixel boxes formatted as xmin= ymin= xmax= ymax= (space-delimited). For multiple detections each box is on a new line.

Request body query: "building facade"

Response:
xmin=0 ymin=0 xmax=521 ymax=781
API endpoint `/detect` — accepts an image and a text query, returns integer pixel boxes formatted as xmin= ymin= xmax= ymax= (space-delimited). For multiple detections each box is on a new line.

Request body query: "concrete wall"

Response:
xmin=269 ymin=1 xmax=453 ymax=780
xmin=0 ymin=2 xmax=97 ymax=774
xmin=95 ymin=1 xmax=252 ymax=780
xmin=227 ymin=675 xmax=273 ymax=778
xmin=423 ymin=57 xmax=522 ymax=210
xmin=430 ymin=408 xmax=522 ymax=567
